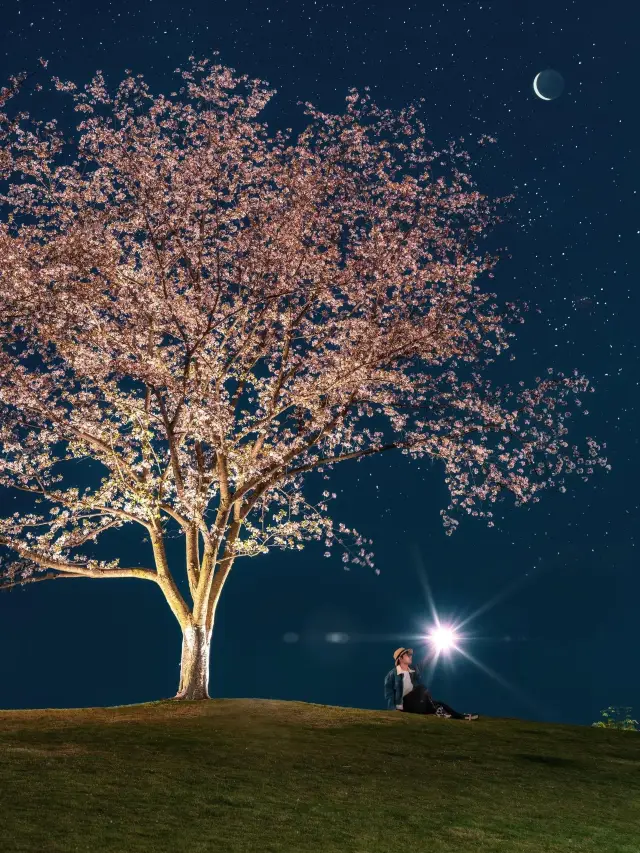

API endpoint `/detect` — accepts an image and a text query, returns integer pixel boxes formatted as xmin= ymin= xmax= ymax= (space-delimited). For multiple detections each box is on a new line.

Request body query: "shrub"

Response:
xmin=592 ymin=706 xmax=639 ymax=731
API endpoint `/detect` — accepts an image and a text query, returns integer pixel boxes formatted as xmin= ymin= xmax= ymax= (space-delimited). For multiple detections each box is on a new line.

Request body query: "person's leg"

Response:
xmin=432 ymin=700 xmax=465 ymax=720
xmin=416 ymin=686 xmax=438 ymax=714
xmin=404 ymin=686 xmax=438 ymax=714
xmin=433 ymin=700 xmax=478 ymax=720
xmin=401 ymin=689 xmax=424 ymax=713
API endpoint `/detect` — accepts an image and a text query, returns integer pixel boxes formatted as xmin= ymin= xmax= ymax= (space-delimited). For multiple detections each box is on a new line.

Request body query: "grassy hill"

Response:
xmin=1 ymin=699 xmax=639 ymax=853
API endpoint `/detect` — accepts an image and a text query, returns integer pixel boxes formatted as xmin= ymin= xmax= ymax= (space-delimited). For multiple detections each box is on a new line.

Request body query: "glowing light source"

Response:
xmin=427 ymin=624 xmax=458 ymax=653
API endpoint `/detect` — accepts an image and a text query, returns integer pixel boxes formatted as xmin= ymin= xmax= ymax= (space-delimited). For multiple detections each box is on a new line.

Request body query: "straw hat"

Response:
xmin=393 ymin=647 xmax=413 ymax=663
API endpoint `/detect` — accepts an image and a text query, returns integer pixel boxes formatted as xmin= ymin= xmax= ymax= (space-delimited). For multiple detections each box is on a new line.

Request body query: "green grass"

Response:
xmin=1 ymin=699 xmax=639 ymax=853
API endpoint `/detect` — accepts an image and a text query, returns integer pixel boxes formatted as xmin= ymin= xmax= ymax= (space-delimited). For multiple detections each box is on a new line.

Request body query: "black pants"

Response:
xmin=402 ymin=686 xmax=466 ymax=719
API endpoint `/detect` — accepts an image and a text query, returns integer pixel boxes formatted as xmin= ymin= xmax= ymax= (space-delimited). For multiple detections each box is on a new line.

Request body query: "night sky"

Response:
xmin=0 ymin=0 xmax=637 ymax=726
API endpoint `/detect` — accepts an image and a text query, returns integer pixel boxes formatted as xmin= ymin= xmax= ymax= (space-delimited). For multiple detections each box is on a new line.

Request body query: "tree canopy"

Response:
xmin=0 ymin=59 xmax=607 ymax=692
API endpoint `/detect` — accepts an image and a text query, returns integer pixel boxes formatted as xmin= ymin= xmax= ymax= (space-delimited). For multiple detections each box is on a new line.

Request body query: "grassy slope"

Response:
xmin=1 ymin=699 xmax=639 ymax=853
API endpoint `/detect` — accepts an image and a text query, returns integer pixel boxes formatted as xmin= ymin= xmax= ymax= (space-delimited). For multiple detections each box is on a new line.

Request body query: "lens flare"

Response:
xmin=428 ymin=625 xmax=457 ymax=652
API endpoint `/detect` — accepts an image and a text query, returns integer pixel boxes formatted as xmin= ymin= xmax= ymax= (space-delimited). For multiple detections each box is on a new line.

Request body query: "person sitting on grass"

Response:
xmin=384 ymin=647 xmax=479 ymax=720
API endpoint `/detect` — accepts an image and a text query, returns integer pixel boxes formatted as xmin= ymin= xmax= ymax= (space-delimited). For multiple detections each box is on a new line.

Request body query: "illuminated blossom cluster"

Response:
xmin=0 ymin=59 xmax=607 ymax=657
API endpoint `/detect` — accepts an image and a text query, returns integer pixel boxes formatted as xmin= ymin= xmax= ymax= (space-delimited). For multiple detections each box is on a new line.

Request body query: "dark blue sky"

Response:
xmin=0 ymin=0 xmax=637 ymax=725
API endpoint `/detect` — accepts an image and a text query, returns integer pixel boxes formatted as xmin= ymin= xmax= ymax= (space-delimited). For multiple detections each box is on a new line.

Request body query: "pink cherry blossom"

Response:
xmin=0 ymin=60 xmax=607 ymax=698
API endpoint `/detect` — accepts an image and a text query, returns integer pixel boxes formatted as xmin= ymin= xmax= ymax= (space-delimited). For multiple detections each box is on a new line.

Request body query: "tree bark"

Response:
xmin=174 ymin=624 xmax=211 ymax=700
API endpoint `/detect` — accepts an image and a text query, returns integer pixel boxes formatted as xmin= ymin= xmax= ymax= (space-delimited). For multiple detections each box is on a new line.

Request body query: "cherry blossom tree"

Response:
xmin=0 ymin=59 xmax=607 ymax=699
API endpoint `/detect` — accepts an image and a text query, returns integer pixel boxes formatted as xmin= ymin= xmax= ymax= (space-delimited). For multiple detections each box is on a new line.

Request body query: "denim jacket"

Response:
xmin=384 ymin=665 xmax=425 ymax=710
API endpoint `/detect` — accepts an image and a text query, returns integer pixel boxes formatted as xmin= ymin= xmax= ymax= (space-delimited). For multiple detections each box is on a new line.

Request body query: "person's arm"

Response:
xmin=414 ymin=665 xmax=434 ymax=702
xmin=413 ymin=663 xmax=425 ymax=683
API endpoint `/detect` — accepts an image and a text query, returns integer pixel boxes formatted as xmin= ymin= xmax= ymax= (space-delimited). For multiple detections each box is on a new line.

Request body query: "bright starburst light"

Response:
xmin=427 ymin=624 xmax=459 ymax=653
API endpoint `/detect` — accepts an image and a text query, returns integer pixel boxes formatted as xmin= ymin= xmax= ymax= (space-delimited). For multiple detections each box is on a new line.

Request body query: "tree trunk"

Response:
xmin=174 ymin=624 xmax=211 ymax=700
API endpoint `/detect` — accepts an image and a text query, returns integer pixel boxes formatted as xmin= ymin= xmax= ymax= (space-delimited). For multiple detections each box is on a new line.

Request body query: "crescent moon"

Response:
xmin=533 ymin=73 xmax=552 ymax=101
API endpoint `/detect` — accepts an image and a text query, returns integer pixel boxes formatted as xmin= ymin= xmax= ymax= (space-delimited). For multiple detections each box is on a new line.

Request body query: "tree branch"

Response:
xmin=285 ymin=441 xmax=404 ymax=479
xmin=0 ymin=537 xmax=157 ymax=583
xmin=0 ymin=570 xmax=147 ymax=591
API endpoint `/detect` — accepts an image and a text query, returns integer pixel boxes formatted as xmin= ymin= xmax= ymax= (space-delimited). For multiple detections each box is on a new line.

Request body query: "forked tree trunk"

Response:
xmin=175 ymin=624 xmax=211 ymax=700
